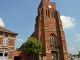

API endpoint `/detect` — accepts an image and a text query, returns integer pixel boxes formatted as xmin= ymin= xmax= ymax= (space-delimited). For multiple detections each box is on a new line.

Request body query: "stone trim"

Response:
xmin=0 ymin=48 xmax=9 ymax=51
xmin=9 ymin=50 xmax=14 ymax=51
xmin=8 ymin=37 xmax=15 ymax=39
xmin=44 ymin=28 xmax=48 ymax=30
xmin=46 ymin=51 xmax=51 ymax=53
xmin=0 ymin=45 xmax=14 ymax=47
xmin=0 ymin=47 xmax=9 ymax=51
xmin=0 ymin=36 xmax=3 ymax=37
xmin=8 ymin=59 xmax=12 ymax=60
xmin=64 ymin=51 xmax=68 ymax=54
xmin=0 ymin=47 xmax=8 ymax=48
xmin=3 ymin=34 xmax=15 ymax=39
xmin=0 ymin=48 xmax=14 ymax=51
xmin=48 ymin=30 xmax=56 ymax=32
xmin=62 ymin=39 xmax=65 ymax=40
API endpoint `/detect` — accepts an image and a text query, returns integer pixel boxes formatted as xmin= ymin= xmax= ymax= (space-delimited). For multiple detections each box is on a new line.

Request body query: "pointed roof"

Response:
xmin=38 ymin=0 xmax=56 ymax=10
xmin=0 ymin=26 xmax=18 ymax=35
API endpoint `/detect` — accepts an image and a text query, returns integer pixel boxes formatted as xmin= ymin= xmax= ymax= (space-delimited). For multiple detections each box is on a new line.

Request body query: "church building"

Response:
xmin=31 ymin=0 xmax=69 ymax=60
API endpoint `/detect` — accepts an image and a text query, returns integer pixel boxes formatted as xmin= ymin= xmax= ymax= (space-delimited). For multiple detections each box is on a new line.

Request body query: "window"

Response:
xmin=3 ymin=34 xmax=8 ymax=46
xmin=3 ymin=38 xmax=8 ymax=46
xmin=5 ymin=53 xmax=8 ymax=56
xmin=4 ymin=52 xmax=8 ymax=59
xmin=46 ymin=10 xmax=48 ymax=16
xmin=0 ymin=51 xmax=3 ymax=59
xmin=46 ymin=10 xmax=50 ymax=17
xmin=50 ymin=36 xmax=56 ymax=45
xmin=48 ymin=10 xmax=50 ymax=17
xmin=50 ymin=34 xmax=57 ymax=50
xmin=0 ymin=50 xmax=8 ymax=60
xmin=0 ymin=53 xmax=3 ymax=56
xmin=52 ymin=11 xmax=54 ymax=18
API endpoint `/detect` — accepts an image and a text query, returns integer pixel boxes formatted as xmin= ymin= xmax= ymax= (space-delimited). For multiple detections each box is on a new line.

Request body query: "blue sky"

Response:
xmin=0 ymin=0 xmax=80 ymax=55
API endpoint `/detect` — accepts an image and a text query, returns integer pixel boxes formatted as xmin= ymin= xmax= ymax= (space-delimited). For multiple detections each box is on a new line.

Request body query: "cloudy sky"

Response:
xmin=0 ymin=0 xmax=80 ymax=54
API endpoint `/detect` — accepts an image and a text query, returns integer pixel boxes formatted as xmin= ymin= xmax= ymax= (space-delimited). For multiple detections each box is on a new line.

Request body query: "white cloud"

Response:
xmin=72 ymin=45 xmax=75 ymax=47
xmin=75 ymin=34 xmax=80 ymax=42
xmin=60 ymin=16 xmax=76 ymax=29
xmin=16 ymin=39 xmax=24 ymax=43
xmin=75 ymin=34 xmax=80 ymax=37
xmin=69 ymin=48 xmax=75 ymax=51
xmin=0 ymin=18 xmax=5 ymax=27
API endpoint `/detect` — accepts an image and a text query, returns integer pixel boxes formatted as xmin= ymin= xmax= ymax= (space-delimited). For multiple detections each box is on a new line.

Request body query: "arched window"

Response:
xmin=50 ymin=35 xmax=56 ymax=46
xmin=50 ymin=33 xmax=57 ymax=50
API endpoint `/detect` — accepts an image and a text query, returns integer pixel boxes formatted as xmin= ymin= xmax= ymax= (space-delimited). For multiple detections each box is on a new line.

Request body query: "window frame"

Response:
xmin=3 ymin=34 xmax=8 ymax=46
xmin=50 ymin=33 xmax=57 ymax=50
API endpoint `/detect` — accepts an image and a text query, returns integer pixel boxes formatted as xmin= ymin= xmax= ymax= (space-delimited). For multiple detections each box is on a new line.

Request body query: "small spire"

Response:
xmin=42 ymin=0 xmax=49 ymax=1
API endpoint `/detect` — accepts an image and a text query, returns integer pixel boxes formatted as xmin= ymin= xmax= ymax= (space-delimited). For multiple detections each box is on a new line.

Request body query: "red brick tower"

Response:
xmin=33 ymin=0 xmax=69 ymax=60
xmin=0 ymin=26 xmax=18 ymax=60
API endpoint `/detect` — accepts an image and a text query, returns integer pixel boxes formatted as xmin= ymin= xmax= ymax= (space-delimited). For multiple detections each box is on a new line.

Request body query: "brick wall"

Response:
xmin=14 ymin=51 xmax=29 ymax=60
xmin=0 ymin=32 xmax=16 ymax=60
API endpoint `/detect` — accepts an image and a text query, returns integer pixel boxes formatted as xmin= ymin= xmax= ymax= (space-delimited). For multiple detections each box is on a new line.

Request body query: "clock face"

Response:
xmin=48 ymin=5 xmax=52 ymax=8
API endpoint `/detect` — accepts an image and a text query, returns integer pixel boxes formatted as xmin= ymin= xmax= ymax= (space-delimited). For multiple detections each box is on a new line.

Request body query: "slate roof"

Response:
xmin=0 ymin=26 xmax=18 ymax=35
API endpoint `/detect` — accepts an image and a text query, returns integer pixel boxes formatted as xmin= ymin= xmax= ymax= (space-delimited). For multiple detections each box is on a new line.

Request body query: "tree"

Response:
xmin=78 ymin=51 xmax=80 ymax=57
xmin=23 ymin=37 xmax=42 ymax=60
xmin=16 ymin=48 xmax=20 ymax=50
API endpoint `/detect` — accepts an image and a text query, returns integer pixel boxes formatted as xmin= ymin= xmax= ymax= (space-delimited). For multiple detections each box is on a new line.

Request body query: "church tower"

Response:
xmin=33 ymin=0 xmax=69 ymax=60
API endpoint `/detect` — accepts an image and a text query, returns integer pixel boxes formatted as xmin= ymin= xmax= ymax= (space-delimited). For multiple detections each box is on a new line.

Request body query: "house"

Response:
xmin=0 ymin=26 xmax=17 ymax=60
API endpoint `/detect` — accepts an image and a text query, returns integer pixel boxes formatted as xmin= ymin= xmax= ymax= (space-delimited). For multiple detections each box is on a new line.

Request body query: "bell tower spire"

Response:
xmin=33 ymin=0 xmax=69 ymax=60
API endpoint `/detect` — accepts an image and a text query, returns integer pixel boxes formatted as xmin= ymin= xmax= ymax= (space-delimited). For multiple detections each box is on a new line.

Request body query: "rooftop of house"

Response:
xmin=0 ymin=26 xmax=18 ymax=35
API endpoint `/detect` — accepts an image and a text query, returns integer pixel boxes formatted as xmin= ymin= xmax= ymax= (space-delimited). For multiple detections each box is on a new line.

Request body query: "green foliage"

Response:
xmin=16 ymin=48 xmax=20 ymax=50
xmin=72 ymin=55 xmax=78 ymax=57
xmin=23 ymin=37 xmax=42 ymax=55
